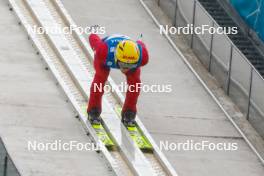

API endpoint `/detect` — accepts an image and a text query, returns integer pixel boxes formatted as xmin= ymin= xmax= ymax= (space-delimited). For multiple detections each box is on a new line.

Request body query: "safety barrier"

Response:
xmin=156 ymin=0 xmax=264 ymax=138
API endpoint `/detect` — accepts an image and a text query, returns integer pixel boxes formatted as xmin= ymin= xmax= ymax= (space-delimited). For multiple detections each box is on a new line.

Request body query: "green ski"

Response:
xmin=114 ymin=106 xmax=153 ymax=152
xmin=82 ymin=106 xmax=115 ymax=149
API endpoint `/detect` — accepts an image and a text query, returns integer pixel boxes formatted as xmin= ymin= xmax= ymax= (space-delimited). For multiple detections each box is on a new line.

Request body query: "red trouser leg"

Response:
xmin=123 ymin=68 xmax=141 ymax=113
xmin=87 ymin=59 xmax=110 ymax=113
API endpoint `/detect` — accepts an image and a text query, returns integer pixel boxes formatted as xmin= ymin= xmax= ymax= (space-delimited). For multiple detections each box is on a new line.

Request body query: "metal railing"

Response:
xmin=0 ymin=138 xmax=20 ymax=176
xmin=156 ymin=0 xmax=264 ymax=138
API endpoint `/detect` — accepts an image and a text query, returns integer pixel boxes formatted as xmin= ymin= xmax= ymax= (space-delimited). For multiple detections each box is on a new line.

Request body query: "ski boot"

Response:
xmin=88 ymin=108 xmax=101 ymax=125
xmin=121 ymin=110 xmax=136 ymax=127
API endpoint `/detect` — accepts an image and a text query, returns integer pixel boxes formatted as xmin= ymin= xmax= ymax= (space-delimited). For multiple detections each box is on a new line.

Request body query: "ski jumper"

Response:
xmin=87 ymin=34 xmax=149 ymax=114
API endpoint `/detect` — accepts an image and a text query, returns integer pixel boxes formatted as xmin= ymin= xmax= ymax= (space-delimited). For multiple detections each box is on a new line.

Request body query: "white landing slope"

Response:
xmin=0 ymin=1 xmax=113 ymax=175
xmin=61 ymin=0 xmax=264 ymax=175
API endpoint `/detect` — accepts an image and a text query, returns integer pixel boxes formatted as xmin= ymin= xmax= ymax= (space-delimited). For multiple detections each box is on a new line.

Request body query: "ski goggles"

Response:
xmin=117 ymin=61 xmax=138 ymax=70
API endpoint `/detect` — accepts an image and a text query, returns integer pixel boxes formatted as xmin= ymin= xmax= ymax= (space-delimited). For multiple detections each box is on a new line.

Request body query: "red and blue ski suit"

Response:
xmin=87 ymin=34 xmax=149 ymax=114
